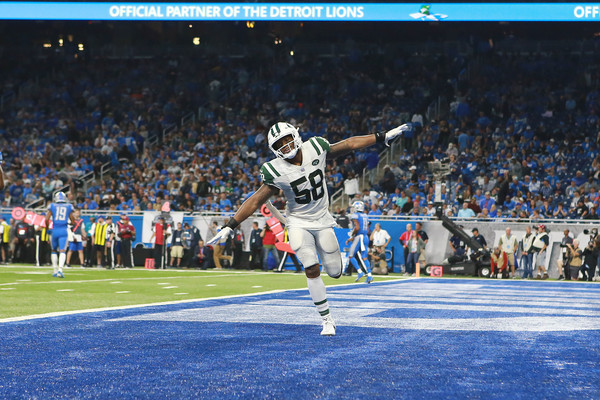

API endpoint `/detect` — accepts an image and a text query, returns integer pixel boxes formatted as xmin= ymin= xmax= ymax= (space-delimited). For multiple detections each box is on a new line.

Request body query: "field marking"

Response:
xmin=157 ymin=283 xmax=171 ymax=285
xmin=174 ymin=293 xmax=188 ymax=295
xmin=206 ymin=284 xmax=216 ymax=287
xmin=162 ymin=286 xmax=178 ymax=289
xmin=0 ymin=279 xmax=386 ymax=323
xmin=16 ymin=279 xmax=31 ymax=282
xmin=1 ymin=288 xmax=15 ymax=290
xmin=115 ymin=291 xmax=130 ymax=294
xmin=252 ymin=286 xmax=263 ymax=288
xmin=110 ymin=281 xmax=122 ymax=284
xmin=56 ymin=289 xmax=74 ymax=292
xmin=0 ymin=272 xmax=276 ymax=286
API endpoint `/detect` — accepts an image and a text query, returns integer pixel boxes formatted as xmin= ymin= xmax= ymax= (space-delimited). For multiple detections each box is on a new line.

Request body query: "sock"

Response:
xmin=51 ymin=253 xmax=58 ymax=273
xmin=362 ymin=258 xmax=372 ymax=276
xmin=307 ymin=276 xmax=330 ymax=317
xmin=58 ymin=252 xmax=66 ymax=272
xmin=351 ymin=258 xmax=364 ymax=275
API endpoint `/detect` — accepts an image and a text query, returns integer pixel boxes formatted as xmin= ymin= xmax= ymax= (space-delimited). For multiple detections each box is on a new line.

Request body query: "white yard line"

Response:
xmin=0 ymin=279 xmax=402 ymax=323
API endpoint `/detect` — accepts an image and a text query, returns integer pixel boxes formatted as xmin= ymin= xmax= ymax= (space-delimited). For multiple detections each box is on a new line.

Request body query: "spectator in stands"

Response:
xmin=457 ymin=201 xmax=476 ymax=218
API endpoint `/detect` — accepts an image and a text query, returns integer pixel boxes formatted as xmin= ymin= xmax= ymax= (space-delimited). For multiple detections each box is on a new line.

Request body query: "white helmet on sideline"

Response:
xmin=351 ymin=200 xmax=365 ymax=213
xmin=54 ymin=191 xmax=67 ymax=203
xmin=267 ymin=122 xmax=303 ymax=160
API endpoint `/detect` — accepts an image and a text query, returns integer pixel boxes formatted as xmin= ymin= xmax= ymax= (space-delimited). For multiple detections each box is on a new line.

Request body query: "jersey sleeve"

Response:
xmin=308 ymin=137 xmax=330 ymax=155
xmin=260 ymin=162 xmax=281 ymax=188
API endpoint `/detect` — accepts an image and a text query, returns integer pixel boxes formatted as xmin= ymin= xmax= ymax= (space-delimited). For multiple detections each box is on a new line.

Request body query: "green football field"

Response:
xmin=0 ymin=266 xmax=404 ymax=320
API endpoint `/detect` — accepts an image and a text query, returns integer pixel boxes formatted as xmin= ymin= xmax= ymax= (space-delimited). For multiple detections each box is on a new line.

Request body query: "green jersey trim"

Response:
xmin=315 ymin=137 xmax=330 ymax=152
xmin=260 ymin=165 xmax=274 ymax=185
xmin=265 ymin=162 xmax=281 ymax=177
xmin=309 ymin=138 xmax=322 ymax=155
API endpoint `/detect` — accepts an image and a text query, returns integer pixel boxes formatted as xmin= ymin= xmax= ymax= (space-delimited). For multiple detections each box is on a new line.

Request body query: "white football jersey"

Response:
xmin=260 ymin=136 xmax=336 ymax=230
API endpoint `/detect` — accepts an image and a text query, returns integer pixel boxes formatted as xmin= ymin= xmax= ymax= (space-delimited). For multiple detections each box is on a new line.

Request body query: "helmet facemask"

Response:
xmin=268 ymin=122 xmax=302 ymax=160
xmin=273 ymin=134 xmax=301 ymax=159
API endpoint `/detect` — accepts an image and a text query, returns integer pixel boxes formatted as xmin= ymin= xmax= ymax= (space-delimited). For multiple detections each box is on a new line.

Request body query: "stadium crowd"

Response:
xmin=1 ymin=40 xmax=600 ymax=222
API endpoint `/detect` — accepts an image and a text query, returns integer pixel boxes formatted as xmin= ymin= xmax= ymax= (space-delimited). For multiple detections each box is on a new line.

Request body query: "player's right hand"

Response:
xmin=207 ymin=226 xmax=232 ymax=245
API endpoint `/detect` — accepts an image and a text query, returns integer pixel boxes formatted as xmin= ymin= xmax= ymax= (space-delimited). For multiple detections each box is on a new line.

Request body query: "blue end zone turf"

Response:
xmin=1 ymin=279 xmax=599 ymax=399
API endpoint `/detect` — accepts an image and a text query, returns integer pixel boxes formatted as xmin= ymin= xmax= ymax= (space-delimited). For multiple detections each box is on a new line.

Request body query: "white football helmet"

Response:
xmin=351 ymin=200 xmax=365 ymax=213
xmin=54 ymin=191 xmax=67 ymax=203
xmin=268 ymin=122 xmax=302 ymax=159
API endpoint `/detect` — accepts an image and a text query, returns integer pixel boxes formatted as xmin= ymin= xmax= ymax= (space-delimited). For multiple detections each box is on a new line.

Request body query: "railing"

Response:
xmin=79 ymin=170 xmax=95 ymax=193
xmin=99 ymin=162 xmax=113 ymax=180
xmin=0 ymin=91 xmax=14 ymax=112
xmin=25 ymin=197 xmax=45 ymax=210
xmin=181 ymin=111 xmax=195 ymax=127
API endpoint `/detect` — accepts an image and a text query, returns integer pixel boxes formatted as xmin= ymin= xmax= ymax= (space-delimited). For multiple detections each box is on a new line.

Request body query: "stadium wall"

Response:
xmin=1 ymin=210 xmax=597 ymax=276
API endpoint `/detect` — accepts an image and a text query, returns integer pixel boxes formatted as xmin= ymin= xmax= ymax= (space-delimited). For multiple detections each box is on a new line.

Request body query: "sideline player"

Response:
xmin=208 ymin=121 xmax=409 ymax=335
xmin=344 ymin=200 xmax=373 ymax=283
xmin=46 ymin=191 xmax=76 ymax=278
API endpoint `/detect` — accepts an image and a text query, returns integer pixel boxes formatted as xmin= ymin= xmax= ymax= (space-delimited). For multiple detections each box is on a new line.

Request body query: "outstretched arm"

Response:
xmin=327 ymin=124 xmax=411 ymax=159
xmin=328 ymin=135 xmax=377 ymax=159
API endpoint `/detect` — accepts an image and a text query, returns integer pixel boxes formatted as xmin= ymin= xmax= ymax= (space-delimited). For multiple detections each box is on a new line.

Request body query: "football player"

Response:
xmin=208 ymin=121 xmax=409 ymax=335
xmin=344 ymin=200 xmax=373 ymax=283
xmin=46 ymin=192 xmax=76 ymax=278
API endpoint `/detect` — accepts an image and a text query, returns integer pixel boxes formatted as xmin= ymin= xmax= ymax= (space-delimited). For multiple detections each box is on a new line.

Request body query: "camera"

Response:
xmin=583 ymin=228 xmax=598 ymax=240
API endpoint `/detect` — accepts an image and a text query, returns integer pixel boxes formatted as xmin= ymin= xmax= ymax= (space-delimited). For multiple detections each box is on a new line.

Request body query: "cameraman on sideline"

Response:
xmin=582 ymin=228 xmax=600 ymax=281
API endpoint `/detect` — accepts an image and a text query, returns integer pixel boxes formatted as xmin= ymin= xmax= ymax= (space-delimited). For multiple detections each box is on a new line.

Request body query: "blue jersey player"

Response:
xmin=345 ymin=201 xmax=373 ymax=283
xmin=46 ymin=192 xmax=76 ymax=278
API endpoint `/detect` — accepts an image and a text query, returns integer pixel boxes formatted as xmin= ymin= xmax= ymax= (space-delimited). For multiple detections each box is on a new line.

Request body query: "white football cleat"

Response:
xmin=320 ymin=314 xmax=336 ymax=336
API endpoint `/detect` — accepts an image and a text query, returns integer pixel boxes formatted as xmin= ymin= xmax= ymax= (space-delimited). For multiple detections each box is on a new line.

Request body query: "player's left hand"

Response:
xmin=384 ymin=123 xmax=412 ymax=146
xmin=207 ymin=226 xmax=232 ymax=245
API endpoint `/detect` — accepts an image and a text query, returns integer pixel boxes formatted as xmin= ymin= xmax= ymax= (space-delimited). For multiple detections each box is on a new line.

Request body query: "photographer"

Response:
xmin=370 ymin=245 xmax=389 ymax=275
xmin=582 ymin=229 xmax=599 ymax=281
xmin=565 ymin=239 xmax=583 ymax=281
xmin=557 ymin=229 xmax=574 ymax=280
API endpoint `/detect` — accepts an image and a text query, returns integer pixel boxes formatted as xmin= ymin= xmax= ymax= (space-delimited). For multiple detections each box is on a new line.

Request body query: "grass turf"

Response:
xmin=0 ymin=266 xmax=403 ymax=319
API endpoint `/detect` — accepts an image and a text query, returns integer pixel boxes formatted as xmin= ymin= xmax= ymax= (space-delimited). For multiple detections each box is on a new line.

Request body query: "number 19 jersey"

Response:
xmin=260 ymin=136 xmax=336 ymax=230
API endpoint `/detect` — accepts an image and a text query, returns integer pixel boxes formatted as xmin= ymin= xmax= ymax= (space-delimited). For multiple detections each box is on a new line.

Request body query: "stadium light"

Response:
xmin=78 ymin=43 xmax=84 ymax=51
xmin=246 ymin=21 xmax=255 ymax=28
xmin=192 ymin=37 xmax=200 ymax=45
xmin=58 ymin=38 xmax=63 ymax=47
